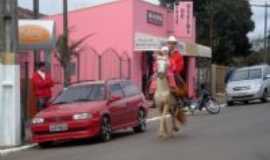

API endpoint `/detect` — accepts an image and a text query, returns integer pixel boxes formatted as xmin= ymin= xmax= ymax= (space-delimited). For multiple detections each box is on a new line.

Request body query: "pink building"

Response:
xmin=19 ymin=0 xmax=212 ymax=109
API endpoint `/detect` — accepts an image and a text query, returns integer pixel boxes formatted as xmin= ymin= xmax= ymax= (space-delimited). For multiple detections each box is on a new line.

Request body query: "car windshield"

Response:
xmin=230 ymin=68 xmax=262 ymax=81
xmin=53 ymin=84 xmax=105 ymax=104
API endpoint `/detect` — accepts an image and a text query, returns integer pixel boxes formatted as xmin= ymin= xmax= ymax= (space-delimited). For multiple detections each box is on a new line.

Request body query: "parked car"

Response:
xmin=225 ymin=64 xmax=270 ymax=106
xmin=31 ymin=79 xmax=148 ymax=147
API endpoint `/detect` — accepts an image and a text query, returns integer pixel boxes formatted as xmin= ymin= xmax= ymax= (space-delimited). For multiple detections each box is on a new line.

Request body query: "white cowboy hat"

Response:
xmin=167 ymin=36 xmax=177 ymax=43
xmin=160 ymin=46 xmax=169 ymax=54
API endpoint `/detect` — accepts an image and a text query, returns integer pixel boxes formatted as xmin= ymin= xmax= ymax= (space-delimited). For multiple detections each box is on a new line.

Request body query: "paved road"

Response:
xmin=4 ymin=102 xmax=270 ymax=160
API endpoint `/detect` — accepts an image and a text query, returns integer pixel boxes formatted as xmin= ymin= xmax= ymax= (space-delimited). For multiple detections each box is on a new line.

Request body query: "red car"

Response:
xmin=31 ymin=80 xmax=148 ymax=147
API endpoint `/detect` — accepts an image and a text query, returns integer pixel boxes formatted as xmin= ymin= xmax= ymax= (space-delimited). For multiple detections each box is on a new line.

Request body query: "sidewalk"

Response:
xmin=0 ymin=121 xmax=35 ymax=156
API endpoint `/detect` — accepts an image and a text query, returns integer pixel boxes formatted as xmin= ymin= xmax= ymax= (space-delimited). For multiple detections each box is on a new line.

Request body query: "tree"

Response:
xmin=160 ymin=0 xmax=255 ymax=65
xmin=159 ymin=0 xmax=180 ymax=8
xmin=55 ymin=32 xmax=93 ymax=87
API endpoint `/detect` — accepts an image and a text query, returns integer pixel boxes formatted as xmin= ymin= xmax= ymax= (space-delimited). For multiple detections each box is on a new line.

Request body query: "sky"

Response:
xmin=18 ymin=0 xmax=270 ymax=40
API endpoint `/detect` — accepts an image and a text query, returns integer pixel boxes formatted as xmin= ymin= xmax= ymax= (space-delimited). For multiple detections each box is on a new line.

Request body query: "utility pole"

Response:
xmin=264 ymin=2 xmax=268 ymax=63
xmin=63 ymin=0 xmax=69 ymax=87
xmin=33 ymin=0 xmax=40 ymax=67
xmin=0 ymin=0 xmax=22 ymax=146
xmin=251 ymin=2 xmax=270 ymax=63
xmin=1 ymin=0 xmax=18 ymax=64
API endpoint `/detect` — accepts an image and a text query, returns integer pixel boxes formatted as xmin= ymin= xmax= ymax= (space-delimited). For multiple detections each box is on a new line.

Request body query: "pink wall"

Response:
xmin=48 ymin=0 xmax=134 ymax=83
xmin=134 ymin=0 xmax=173 ymax=37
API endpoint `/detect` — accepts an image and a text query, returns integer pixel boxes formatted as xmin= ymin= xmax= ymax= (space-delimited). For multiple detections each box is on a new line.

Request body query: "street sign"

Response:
xmin=18 ymin=20 xmax=56 ymax=51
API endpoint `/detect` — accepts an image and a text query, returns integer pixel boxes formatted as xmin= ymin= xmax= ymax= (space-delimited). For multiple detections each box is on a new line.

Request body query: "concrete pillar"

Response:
xmin=0 ymin=64 xmax=21 ymax=146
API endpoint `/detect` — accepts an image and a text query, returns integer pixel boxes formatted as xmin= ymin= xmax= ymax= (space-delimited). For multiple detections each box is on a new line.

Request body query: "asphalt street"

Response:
xmin=3 ymin=102 xmax=270 ymax=160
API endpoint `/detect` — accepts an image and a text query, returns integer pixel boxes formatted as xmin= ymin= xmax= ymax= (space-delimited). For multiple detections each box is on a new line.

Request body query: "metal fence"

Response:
xmin=75 ymin=47 xmax=131 ymax=81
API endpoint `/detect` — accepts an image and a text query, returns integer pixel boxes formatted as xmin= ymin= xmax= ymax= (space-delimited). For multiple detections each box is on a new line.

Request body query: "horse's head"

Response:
xmin=156 ymin=56 xmax=169 ymax=79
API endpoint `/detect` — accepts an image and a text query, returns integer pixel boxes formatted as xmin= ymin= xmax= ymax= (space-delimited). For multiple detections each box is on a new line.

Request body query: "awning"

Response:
xmin=134 ymin=32 xmax=212 ymax=58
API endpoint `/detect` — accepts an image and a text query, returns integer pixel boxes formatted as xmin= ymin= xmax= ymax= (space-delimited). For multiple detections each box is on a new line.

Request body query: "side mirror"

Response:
xmin=264 ymin=74 xmax=270 ymax=80
xmin=108 ymin=96 xmax=121 ymax=103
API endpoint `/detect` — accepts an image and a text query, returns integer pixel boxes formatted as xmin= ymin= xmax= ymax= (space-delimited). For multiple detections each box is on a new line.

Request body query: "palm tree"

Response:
xmin=55 ymin=32 xmax=93 ymax=87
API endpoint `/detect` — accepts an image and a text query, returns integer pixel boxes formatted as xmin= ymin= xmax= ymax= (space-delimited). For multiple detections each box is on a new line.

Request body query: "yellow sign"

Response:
xmin=18 ymin=20 xmax=56 ymax=50
xmin=19 ymin=25 xmax=50 ymax=45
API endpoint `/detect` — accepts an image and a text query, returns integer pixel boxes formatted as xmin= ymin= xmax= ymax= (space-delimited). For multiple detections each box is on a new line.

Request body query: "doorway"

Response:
xmin=141 ymin=51 xmax=154 ymax=98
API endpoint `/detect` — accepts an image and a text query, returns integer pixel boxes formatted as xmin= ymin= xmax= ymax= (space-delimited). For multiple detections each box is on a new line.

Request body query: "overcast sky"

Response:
xmin=18 ymin=0 xmax=269 ymax=40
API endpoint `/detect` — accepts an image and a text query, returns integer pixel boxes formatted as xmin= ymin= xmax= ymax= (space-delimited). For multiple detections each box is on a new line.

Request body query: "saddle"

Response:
xmin=171 ymin=75 xmax=188 ymax=98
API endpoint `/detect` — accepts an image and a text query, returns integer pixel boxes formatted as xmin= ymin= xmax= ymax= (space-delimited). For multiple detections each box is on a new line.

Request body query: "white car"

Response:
xmin=226 ymin=64 xmax=270 ymax=106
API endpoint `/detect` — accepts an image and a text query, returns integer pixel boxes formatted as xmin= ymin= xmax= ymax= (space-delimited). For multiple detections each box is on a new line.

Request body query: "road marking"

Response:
xmin=146 ymin=104 xmax=226 ymax=122
xmin=0 ymin=144 xmax=37 ymax=156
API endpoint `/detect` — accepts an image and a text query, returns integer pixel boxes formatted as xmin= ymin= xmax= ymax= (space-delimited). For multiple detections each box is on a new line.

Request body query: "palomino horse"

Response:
xmin=154 ymin=55 xmax=187 ymax=138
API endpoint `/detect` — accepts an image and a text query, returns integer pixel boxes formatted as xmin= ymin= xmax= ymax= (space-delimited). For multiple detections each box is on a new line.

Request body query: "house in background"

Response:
xmin=18 ymin=0 xmax=212 ymax=117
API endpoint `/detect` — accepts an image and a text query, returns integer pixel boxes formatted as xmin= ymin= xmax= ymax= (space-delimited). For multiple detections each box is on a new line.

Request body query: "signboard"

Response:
xmin=146 ymin=10 xmax=163 ymax=26
xmin=18 ymin=20 xmax=56 ymax=50
xmin=134 ymin=33 xmax=186 ymax=53
xmin=134 ymin=33 xmax=211 ymax=58
xmin=197 ymin=44 xmax=212 ymax=58
xmin=174 ymin=2 xmax=194 ymax=38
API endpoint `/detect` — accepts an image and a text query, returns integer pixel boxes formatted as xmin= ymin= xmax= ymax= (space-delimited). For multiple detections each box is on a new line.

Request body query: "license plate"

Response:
xmin=49 ymin=123 xmax=68 ymax=132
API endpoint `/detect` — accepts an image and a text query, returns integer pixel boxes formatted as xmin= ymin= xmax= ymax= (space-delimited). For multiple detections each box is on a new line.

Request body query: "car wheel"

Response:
xmin=100 ymin=116 xmax=112 ymax=142
xmin=133 ymin=109 xmax=146 ymax=133
xmin=227 ymin=101 xmax=234 ymax=106
xmin=261 ymin=90 xmax=268 ymax=103
xmin=38 ymin=142 xmax=52 ymax=148
xmin=244 ymin=101 xmax=249 ymax=104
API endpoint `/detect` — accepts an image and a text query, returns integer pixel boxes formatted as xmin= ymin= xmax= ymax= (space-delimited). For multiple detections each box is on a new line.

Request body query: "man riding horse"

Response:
xmin=150 ymin=35 xmax=185 ymax=98
xmin=150 ymin=36 xmax=187 ymax=138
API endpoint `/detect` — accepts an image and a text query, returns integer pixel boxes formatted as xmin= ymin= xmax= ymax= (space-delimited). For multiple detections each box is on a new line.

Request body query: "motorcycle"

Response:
xmin=181 ymin=89 xmax=221 ymax=115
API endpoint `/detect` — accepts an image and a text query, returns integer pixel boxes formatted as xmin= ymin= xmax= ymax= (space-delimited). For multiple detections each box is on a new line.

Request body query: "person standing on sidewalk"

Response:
xmin=32 ymin=62 xmax=54 ymax=111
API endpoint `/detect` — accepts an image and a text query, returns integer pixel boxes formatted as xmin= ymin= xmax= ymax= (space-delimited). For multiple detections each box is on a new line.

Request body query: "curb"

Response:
xmin=0 ymin=144 xmax=37 ymax=156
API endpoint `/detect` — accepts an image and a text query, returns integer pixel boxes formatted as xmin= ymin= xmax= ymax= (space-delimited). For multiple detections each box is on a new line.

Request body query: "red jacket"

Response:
xmin=32 ymin=72 xmax=54 ymax=98
xmin=169 ymin=50 xmax=184 ymax=74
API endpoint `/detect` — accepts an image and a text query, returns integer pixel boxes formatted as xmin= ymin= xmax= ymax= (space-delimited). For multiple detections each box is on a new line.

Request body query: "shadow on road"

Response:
xmin=36 ymin=130 xmax=141 ymax=150
xmin=227 ymin=100 xmax=269 ymax=108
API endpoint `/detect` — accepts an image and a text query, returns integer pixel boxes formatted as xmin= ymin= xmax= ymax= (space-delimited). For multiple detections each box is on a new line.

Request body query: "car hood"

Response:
xmin=227 ymin=79 xmax=262 ymax=89
xmin=36 ymin=101 xmax=106 ymax=118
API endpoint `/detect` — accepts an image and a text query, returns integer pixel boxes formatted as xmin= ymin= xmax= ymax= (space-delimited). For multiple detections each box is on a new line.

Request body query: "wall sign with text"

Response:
xmin=146 ymin=10 xmax=163 ymax=26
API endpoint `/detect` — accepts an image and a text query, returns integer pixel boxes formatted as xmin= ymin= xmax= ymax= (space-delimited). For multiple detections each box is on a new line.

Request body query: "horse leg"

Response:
xmin=171 ymin=106 xmax=180 ymax=132
xmin=159 ymin=103 xmax=169 ymax=138
xmin=159 ymin=105 xmax=166 ymax=138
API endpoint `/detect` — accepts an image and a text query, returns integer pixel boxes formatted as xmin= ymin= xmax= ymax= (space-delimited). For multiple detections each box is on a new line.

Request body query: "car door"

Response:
xmin=121 ymin=81 xmax=143 ymax=123
xmin=107 ymin=82 xmax=127 ymax=129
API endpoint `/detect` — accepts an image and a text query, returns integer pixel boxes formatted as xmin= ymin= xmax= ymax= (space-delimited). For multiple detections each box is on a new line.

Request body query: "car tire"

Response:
xmin=38 ymin=142 xmax=52 ymax=148
xmin=100 ymin=116 xmax=112 ymax=142
xmin=261 ymin=90 xmax=268 ymax=103
xmin=133 ymin=109 xmax=146 ymax=133
xmin=227 ymin=101 xmax=234 ymax=106
xmin=244 ymin=101 xmax=249 ymax=104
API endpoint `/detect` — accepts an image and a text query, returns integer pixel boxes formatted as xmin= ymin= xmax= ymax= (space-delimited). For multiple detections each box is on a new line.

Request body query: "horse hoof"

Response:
xmin=158 ymin=133 xmax=168 ymax=139
xmin=173 ymin=127 xmax=179 ymax=132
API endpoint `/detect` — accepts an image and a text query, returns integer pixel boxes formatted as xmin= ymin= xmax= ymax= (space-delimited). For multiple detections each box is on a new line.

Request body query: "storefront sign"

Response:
xmin=18 ymin=20 xmax=56 ymax=50
xmin=147 ymin=10 xmax=163 ymax=26
xmin=134 ymin=33 xmax=211 ymax=58
xmin=134 ymin=33 xmax=186 ymax=53
xmin=197 ymin=44 xmax=212 ymax=58
xmin=174 ymin=2 xmax=193 ymax=38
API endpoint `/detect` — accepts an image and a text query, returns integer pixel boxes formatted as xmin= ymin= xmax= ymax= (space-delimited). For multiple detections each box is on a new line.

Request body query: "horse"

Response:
xmin=153 ymin=54 xmax=187 ymax=139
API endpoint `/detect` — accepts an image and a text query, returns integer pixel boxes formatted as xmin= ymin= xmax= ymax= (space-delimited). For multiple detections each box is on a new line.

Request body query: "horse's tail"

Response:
xmin=175 ymin=108 xmax=187 ymax=125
